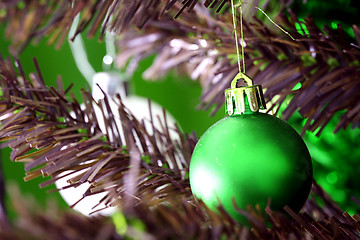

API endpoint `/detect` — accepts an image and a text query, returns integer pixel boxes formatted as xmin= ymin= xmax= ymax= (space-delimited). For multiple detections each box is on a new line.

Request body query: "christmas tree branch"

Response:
xmin=0 ymin=158 xmax=10 ymax=231
xmin=0 ymin=0 xmax=293 ymax=54
xmin=0 ymin=184 xmax=120 ymax=239
xmin=0 ymin=0 xmax=227 ymax=55
xmin=0 ymin=1 xmax=360 ymax=239
xmin=6 ymin=0 xmax=357 ymax=135
xmin=0 ymin=45 xmax=359 ymax=240
xmin=1 ymin=179 xmax=360 ymax=239
xmin=115 ymin=5 xmax=360 ymax=135
xmin=0 ymin=56 xmax=193 ymax=213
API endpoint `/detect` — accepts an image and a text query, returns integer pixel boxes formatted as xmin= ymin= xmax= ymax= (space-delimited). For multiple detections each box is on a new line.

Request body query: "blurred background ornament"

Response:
xmin=55 ymin=14 xmax=177 ymax=216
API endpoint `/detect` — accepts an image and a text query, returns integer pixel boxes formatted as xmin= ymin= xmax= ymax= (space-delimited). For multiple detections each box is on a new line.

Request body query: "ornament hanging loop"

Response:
xmin=225 ymin=73 xmax=266 ymax=116
xmin=232 ymin=72 xmax=253 ymax=87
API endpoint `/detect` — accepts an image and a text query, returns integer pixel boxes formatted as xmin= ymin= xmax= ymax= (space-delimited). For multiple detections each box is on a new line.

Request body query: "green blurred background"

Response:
xmin=0 ymin=0 xmax=359 ymax=219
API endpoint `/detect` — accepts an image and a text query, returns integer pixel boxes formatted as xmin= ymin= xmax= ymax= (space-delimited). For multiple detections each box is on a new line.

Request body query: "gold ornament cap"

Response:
xmin=225 ymin=73 xmax=266 ymax=116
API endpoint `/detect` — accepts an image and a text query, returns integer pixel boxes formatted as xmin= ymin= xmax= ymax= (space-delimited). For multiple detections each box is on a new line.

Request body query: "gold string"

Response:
xmin=254 ymin=6 xmax=295 ymax=40
xmin=230 ymin=1 xmax=295 ymax=86
xmin=239 ymin=4 xmax=245 ymax=73
xmin=230 ymin=0 xmax=242 ymax=73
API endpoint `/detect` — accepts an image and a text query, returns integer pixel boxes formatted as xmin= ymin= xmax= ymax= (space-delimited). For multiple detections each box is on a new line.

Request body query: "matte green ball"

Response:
xmin=189 ymin=112 xmax=313 ymax=222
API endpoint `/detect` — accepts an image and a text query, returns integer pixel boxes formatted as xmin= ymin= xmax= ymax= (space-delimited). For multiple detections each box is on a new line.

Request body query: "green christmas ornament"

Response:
xmin=189 ymin=73 xmax=313 ymax=222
